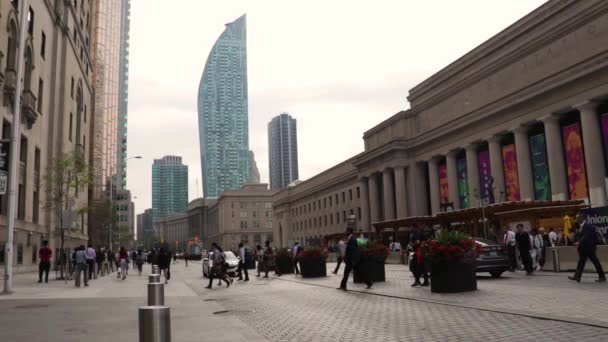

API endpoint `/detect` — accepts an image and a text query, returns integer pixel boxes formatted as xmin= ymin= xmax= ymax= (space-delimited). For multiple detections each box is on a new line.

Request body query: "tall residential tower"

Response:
xmin=198 ymin=14 xmax=249 ymax=198
xmin=152 ymin=156 xmax=188 ymax=224
xmin=268 ymin=113 xmax=299 ymax=190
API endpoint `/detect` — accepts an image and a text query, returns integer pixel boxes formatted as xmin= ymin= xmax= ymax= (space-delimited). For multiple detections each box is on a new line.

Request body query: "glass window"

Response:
xmin=32 ymin=244 xmax=38 ymax=263
xmin=17 ymin=244 xmax=23 ymax=264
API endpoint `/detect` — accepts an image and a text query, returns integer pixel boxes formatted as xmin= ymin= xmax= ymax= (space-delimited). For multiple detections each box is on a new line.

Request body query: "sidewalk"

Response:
xmin=0 ymin=261 xmax=269 ymax=342
xmin=278 ymin=263 xmax=608 ymax=328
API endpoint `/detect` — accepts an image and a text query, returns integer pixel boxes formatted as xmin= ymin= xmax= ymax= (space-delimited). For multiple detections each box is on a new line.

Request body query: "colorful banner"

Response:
xmin=602 ymin=113 xmax=608 ymax=170
xmin=562 ymin=122 xmax=588 ymax=200
xmin=530 ymin=133 xmax=551 ymax=200
xmin=501 ymin=144 xmax=520 ymax=201
xmin=478 ymin=149 xmax=494 ymax=204
xmin=438 ymin=163 xmax=448 ymax=203
xmin=457 ymin=158 xmax=469 ymax=208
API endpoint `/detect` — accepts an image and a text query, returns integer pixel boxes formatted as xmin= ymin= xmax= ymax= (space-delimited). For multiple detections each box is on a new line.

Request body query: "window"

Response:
xmin=84 ymin=105 xmax=86 ymax=123
xmin=40 ymin=31 xmax=46 ymax=59
xmin=324 ymin=198 xmax=326 ymax=208
xmin=17 ymin=244 xmax=23 ymax=264
xmin=32 ymin=244 xmax=38 ymax=263
xmin=318 ymin=200 xmax=321 ymax=209
xmin=357 ymin=187 xmax=360 ymax=199
xmin=350 ymin=209 xmax=354 ymax=216
xmin=69 ymin=113 xmax=73 ymax=141
xmin=37 ymin=78 xmax=43 ymax=113
xmin=27 ymin=7 xmax=34 ymax=35
xmin=336 ymin=213 xmax=340 ymax=224
xmin=335 ymin=194 xmax=338 ymax=204
xmin=33 ymin=148 xmax=40 ymax=224
xmin=357 ymin=207 xmax=362 ymax=220
xmin=0 ymin=244 xmax=4 ymax=264
xmin=329 ymin=197 xmax=332 ymax=207
xmin=330 ymin=215 xmax=333 ymax=225
xmin=18 ymin=136 xmax=27 ymax=220
xmin=70 ymin=77 xmax=74 ymax=98
xmin=343 ymin=211 xmax=347 ymax=221
xmin=349 ymin=189 xmax=353 ymax=201
xmin=240 ymin=211 xmax=247 ymax=218
xmin=342 ymin=192 xmax=346 ymax=203
xmin=313 ymin=202 xmax=316 ymax=211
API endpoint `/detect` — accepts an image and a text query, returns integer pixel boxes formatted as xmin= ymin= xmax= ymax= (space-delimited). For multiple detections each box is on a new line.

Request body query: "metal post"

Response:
xmin=552 ymin=248 xmax=560 ymax=273
xmin=139 ymin=306 xmax=171 ymax=342
xmin=148 ymin=282 xmax=164 ymax=306
xmin=149 ymin=274 xmax=160 ymax=283
xmin=2 ymin=0 xmax=28 ymax=295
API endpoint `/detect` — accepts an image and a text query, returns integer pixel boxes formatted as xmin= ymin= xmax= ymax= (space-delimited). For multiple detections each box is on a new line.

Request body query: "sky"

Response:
xmin=127 ymin=0 xmax=547 ymax=217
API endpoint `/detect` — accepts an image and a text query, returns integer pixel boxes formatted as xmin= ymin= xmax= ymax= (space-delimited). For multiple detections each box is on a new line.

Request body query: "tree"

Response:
xmin=44 ymin=154 xmax=91 ymax=279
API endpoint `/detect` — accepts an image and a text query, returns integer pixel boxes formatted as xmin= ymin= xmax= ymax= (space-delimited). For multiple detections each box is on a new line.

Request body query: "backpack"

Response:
xmin=136 ymin=254 xmax=145 ymax=265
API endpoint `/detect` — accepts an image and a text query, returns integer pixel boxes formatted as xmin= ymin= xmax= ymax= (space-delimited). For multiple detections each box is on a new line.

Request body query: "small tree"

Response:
xmin=44 ymin=153 xmax=92 ymax=279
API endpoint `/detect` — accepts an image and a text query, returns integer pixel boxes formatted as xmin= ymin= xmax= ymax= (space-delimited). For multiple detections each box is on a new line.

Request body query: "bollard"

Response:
xmin=149 ymin=274 xmax=161 ymax=283
xmin=139 ymin=306 xmax=171 ymax=342
xmin=152 ymin=265 xmax=160 ymax=274
xmin=148 ymin=282 xmax=165 ymax=306
xmin=552 ymin=248 xmax=560 ymax=272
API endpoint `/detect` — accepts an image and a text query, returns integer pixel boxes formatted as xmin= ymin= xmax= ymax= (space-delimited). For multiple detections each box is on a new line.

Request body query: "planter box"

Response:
xmin=430 ymin=260 xmax=477 ymax=293
xmin=300 ymin=259 xmax=327 ymax=278
xmin=354 ymin=259 xmax=385 ymax=283
xmin=276 ymin=256 xmax=294 ymax=274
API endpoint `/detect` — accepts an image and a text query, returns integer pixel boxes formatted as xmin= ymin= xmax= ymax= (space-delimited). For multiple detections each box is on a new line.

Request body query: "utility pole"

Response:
xmin=3 ymin=0 xmax=29 ymax=295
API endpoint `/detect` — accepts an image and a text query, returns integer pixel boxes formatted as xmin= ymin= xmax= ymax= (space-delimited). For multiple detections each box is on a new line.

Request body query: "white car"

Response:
xmin=202 ymin=251 xmax=239 ymax=277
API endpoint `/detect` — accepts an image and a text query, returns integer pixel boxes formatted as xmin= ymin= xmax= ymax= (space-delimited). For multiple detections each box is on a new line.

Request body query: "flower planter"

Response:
xmin=275 ymin=255 xmax=294 ymax=274
xmin=430 ymin=260 xmax=477 ymax=293
xmin=353 ymin=259 xmax=385 ymax=283
xmin=299 ymin=259 xmax=327 ymax=278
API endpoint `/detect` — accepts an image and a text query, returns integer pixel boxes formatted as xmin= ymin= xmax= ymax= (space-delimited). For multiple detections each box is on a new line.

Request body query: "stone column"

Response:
xmin=368 ymin=174 xmax=380 ymax=224
xmin=446 ymin=151 xmax=460 ymax=209
xmin=407 ymin=162 xmax=429 ymax=216
xmin=428 ymin=158 xmax=440 ymax=214
xmin=359 ymin=177 xmax=371 ymax=231
xmin=578 ymin=102 xmax=608 ymax=206
xmin=488 ymin=136 xmax=506 ymax=203
xmin=542 ymin=115 xmax=568 ymax=200
xmin=382 ymin=169 xmax=396 ymax=220
xmin=465 ymin=144 xmax=480 ymax=208
xmin=513 ymin=126 xmax=534 ymax=201
xmin=394 ymin=166 xmax=408 ymax=218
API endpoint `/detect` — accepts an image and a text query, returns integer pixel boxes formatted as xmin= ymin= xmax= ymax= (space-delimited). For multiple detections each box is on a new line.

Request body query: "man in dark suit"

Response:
xmin=338 ymin=227 xmax=372 ymax=291
xmin=515 ymin=224 xmax=533 ymax=275
xmin=569 ymin=213 xmax=606 ymax=283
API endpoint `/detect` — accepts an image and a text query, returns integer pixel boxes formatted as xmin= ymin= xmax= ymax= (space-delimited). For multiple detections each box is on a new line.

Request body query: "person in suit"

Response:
xmin=515 ymin=224 xmax=533 ymax=275
xmin=292 ymin=242 xmax=301 ymax=275
xmin=338 ymin=227 xmax=372 ymax=291
xmin=569 ymin=213 xmax=606 ymax=283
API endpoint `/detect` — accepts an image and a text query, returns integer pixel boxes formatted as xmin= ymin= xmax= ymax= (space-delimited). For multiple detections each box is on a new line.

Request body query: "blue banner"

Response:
xmin=582 ymin=206 xmax=608 ymax=242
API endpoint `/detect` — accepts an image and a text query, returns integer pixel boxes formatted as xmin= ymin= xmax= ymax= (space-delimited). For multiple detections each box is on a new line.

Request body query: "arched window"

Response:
xmin=75 ymin=84 xmax=83 ymax=145
xmin=23 ymin=46 xmax=32 ymax=90
xmin=6 ymin=21 xmax=18 ymax=70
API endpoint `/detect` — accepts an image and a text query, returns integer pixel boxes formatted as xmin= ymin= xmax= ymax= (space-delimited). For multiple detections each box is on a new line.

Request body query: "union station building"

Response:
xmin=272 ymin=0 xmax=608 ymax=247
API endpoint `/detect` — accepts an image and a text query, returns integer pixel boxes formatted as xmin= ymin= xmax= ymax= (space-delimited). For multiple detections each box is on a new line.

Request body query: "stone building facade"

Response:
xmin=153 ymin=198 xmax=214 ymax=251
xmin=0 ymin=0 xmax=94 ymax=273
xmin=274 ymin=0 xmax=608 ymax=247
xmin=203 ymin=184 xmax=276 ymax=251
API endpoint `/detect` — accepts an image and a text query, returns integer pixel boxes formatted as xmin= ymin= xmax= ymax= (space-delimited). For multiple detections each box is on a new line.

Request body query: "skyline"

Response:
xmin=127 ymin=0 xmax=547 ymax=216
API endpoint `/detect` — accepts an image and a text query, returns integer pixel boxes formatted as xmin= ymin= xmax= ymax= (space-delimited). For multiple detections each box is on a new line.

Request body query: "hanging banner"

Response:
xmin=562 ymin=122 xmax=588 ymax=200
xmin=438 ymin=162 xmax=448 ymax=204
xmin=0 ymin=140 xmax=9 ymax=195
xmin=457 ymin=158 xmax=469 ymax=208
xmin=582 ymin=206 xmax=608 ymax=242
xmin=501 ymin=144 xmax=520 ymax=201
xmin=602 ymin=113 xmax=608 ymax=170
xmin=478 ymin=149 xmax=494 ymax=204
xmin=530 ymin=133 xmax=551 ymax=200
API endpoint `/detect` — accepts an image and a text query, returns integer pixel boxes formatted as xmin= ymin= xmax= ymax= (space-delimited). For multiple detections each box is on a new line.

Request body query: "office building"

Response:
xmin=268 ymin=113 xmax=299 ymax=190
xmin=152 ymin=156 xmax=188 ymax=224
xmin=198 ymin=14 xmax=249 ymax=198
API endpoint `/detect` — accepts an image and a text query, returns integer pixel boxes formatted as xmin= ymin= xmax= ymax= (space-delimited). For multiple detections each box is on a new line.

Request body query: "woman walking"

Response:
xmin=135 ymin=249 xmax=145 ymax=275
xmin=158 ymin=247 xmax=171 ymax=284
xmin=119 ymin=247 xmax=129 ymax=280
xmin=205 ymin=243 xmax=231 ymax=289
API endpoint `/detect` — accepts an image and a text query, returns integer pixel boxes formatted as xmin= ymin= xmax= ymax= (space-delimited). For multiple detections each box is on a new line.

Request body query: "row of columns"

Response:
xmin=358 ymin=101 xmax=607 ymax=227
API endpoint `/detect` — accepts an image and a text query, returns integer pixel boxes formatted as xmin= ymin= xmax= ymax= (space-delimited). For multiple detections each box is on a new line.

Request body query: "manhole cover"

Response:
xmin=15 ymin=304 xmax=49 ymax=309
xmin=213 ymin=310 xmax=231 ymax=315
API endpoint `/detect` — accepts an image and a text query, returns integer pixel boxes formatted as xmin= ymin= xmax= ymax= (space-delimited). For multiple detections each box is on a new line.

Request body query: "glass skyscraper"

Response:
xmin=198 ymin=14 xmax=249 ymax=198
xmin=268 ymin=113 xmax=299 ymax=190
xmin=152 ymin=156 xmax=189 ymax=224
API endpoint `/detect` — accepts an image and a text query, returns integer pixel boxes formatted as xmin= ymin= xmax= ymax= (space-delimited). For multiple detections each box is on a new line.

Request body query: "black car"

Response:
xmin=474 ymin=238 xmax=510 ymax=278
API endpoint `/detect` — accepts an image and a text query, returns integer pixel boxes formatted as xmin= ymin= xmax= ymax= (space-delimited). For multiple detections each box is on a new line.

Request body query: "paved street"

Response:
xmin=2 ymin=261 xmax=608 ymax=341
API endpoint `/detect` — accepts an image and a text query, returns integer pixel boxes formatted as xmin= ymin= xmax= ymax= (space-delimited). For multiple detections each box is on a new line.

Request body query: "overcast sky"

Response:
xmin=127 ymin=0 xmax=547 ymax=216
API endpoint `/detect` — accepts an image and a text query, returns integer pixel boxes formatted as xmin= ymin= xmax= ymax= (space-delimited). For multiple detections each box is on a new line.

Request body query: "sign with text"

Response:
xmin=0 ymin=140 xmax=10 ymax=195
xmin=582 ymin=206 xmax=608 ymax=241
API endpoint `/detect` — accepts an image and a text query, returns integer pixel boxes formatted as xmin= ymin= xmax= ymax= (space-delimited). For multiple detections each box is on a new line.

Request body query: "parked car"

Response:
xmin=202 ymin=251 xmax=239 ymax=278
xmin=474 ymin=238 xmax=510 ymax=278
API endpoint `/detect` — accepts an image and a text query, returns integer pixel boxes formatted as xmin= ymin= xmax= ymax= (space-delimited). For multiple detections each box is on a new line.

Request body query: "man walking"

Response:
xmin=332 ymin=239 xmax=345 ymax=274
xmin=338 ymin=227 xmax=372 ymax=291
xmin=38 ymin=240 xmax=52 ymax=283
xmin=515 ymin=224 xmax=533 ymax=275
xmin=74 ymin=245 xmax=89 ymax=287
xmin=569 ymin=213 xmax=606 ymax=283
xmin=85 ymin=244 xmax=96 ymax=280
xmin=503 ymin=227 xmax=517 ymax=271
xmin=237 ymin=243 xmax=249 ymax=281
xmin=206 ymin=243 xmax=231 ymax=289
xmin=292 ymin=242 xmax=301 ymax=275
xmin=410 ymin=225 xmax=429 ymax=287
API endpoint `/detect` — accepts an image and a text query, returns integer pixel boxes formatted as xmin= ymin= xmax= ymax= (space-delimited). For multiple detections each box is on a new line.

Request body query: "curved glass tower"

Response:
xmin=198 ymin=14 xmax=249 ymax=198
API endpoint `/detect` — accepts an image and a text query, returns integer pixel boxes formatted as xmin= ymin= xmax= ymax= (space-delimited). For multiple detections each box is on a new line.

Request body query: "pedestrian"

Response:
xmin=85 ymin=243 xmax=96 ymax=281
xmin=158 ymin=247 xmax=171 ymax=284
xmin=410 ymin=225 xmax=429 ymax=287
xmin=38 ymin=240 xmax=52 ymax=283
xmin=205 ymin=243 xmax=231 ymax=289
xmin=503 ymin=227 xmax=517 ymax=271
xmin=107 ymin=249 xmax=114 ymax=273
xmin=292 ymin=242 xmax=301 ymax=275
xmin=255 ymin=245 xmax=264 ymax=277
xmin=393 ymin=241 xmax=402 ymax=252
xmin=135 ymin=249 xmax=145 ymax=275
xmin=548 ymin=227 xmax=558 ymax=247
xmin=263 ymin=241 xmax=279 ymax=278
xmin=531 ymin=228 xmax=544 ymax=271
xmin=569 ymin=213 xmax=606 ymax=283
xmin=338 ymin=227 xmax=372 ymax=291
xmin=184 ymin=252 xmax=189 ymax=267
xmin=100 ymin=248 xmax=109 ymax=276
xmin=515 ymin=224 xmax=533 ymax=275
xmin=237 ymin=243 xmax=250 ymax=281
xmin=332 ymin=239 xmax=346 ymax=274
xmin=96 ymin=247 xmax=104 ymax=277
xmin=74 ymin=245 xmax=89 ymax=287
xmin=119 ymin=246 xmax=129 ymax=280
xmin=173 ymin=252 xmax=177 ymax=264
xmin=538 ymin=228 xmax=549 ymax=270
